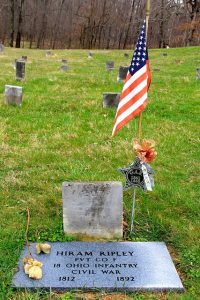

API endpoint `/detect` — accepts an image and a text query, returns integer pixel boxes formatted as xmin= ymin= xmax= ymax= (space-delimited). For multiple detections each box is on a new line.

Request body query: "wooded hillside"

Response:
xmin=0 ymin=0 xmax=199 ymax=49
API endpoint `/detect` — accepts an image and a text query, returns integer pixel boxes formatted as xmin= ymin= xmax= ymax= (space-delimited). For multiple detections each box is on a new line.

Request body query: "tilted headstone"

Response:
xmin=117 ymin=66 xmax=129 ymax=82
xmin=196 ymin=68 xmax=200 ymax=80
xmin=103 ymin=93 xmax=120 ymax=108
xmin=46 ymin=50 xmax=52 ymax=57
xmin=124 ymin=53 xmax=129 ymax=58
xmin=16 ymin=60 xmax=25 ymax=80
xmin=12 ymin=241 xmax=184 ymax=291
xmin=62 ymin=182 xmax=123 ymax=239
xmin=106 ymin=61 xmax=114 ymax=71
xmin=4 ymin=85 xmax=22 ymax=106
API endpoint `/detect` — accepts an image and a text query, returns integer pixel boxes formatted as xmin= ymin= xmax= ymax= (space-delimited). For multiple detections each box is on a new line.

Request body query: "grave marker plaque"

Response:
xmin=12 ymin=242 xmax=184 ymax=291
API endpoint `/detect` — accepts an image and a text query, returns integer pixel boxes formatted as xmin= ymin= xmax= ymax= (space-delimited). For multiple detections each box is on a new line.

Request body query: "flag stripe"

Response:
xmin=123 ymin=65 xmax=147 ymax=91
xmin=120 ymin=71 xmax=147 ymax=100
xmin=112 ymin=99 xmax=148 ymax=136
xmin=117 ymin=77 xmax=147 ymax=111
xmin=112 ymin=93 xmax=147 ymax=136
xmin=112 ymin=20 xmax=151 ymax=137
xmin=116 ymin=85 xmax=147 ymax=118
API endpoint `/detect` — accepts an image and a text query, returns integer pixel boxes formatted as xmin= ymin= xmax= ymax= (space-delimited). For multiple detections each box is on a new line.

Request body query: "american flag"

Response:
xmin=112 ymin=20 xmax=151 ymax=137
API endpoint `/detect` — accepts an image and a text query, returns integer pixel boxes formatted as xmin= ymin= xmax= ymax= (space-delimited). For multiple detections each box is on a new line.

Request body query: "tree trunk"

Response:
xmin=15 ymin=0 xmax=25 ymax=48
xmin=9 ymin=0 xmax=15 ymax=47
xmin=123 ymin=0 xmax=135 ymax=49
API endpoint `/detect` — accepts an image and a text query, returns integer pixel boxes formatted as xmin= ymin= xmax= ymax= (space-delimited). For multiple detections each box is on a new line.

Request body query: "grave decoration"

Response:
xmin=112 ymin=1 xmax=156 ymax=231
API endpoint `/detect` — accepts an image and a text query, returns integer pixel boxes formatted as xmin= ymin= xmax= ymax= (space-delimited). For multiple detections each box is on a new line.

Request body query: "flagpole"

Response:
xmin=131 ymin=0 xmax=150 ymax=233
xmin=137 ymin=0 xmax=150 ymax=142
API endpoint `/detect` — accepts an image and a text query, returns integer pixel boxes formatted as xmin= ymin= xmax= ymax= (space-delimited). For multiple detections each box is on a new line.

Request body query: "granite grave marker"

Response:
xmin=12 ymin=241 xmax=184 ymax=291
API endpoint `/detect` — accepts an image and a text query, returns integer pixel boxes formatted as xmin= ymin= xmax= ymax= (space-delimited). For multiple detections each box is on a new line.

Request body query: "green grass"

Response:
xmin=0 ymin=47 xmax=200 ymax=300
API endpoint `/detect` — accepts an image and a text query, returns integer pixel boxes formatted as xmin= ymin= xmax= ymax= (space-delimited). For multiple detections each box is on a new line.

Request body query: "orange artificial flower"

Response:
xmin=133 ymin=139 xmax=157 ymax=163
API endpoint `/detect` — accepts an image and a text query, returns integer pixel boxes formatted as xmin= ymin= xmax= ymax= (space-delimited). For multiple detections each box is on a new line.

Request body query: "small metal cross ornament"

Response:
xmin=119 ymin=156 xmax=154 ymax=191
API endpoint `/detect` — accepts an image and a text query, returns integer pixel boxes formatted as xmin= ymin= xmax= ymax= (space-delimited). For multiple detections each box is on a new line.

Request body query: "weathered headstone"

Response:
xmin=60 ymin=59 xmax=68 ymax=71
xmin=124 ymin=53 xmax=129 ymax=58
xmin=106 ymin=61 xmax=114 ymax=71
xmin=16 ymin=60 xmax=25 ymax=80
xmin=4 ymin=85 xmax=22 ymax=106
xmin=21 ymin=55 xmax=27 ymax=62
xmin=12 ymin=241 xmax=184 ymax=291
xmin=46 ymin=50 xmax=52 ymax=57
xmin=103 ymin=93 xmax=120 ymax=108
xmin=196 ymin=68 xmax=200 ymax=80
xmin=88 ymin=52 xmax=93 ymax=59
xmin=62 ymin=182 xmax=123 ymax=239
xmin=117 ymin=66 xmax=129 ymax=82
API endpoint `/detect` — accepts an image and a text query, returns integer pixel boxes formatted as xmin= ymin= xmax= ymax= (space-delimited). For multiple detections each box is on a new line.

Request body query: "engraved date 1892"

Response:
xmin=117 ymin=276 xmax=134 ymax=281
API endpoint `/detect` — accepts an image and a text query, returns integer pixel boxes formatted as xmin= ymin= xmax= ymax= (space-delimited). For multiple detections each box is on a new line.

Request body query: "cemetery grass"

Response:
xmin=0 ymin=47 xmax=199 ymax=300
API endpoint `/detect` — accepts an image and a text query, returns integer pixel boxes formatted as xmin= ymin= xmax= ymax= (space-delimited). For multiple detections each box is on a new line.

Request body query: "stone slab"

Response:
xmin=12 ymin=242 xmax=184 ymax=291
xmin=103 ymin=93 xmax=120 ymax=108
xmin=62 ymin=182 xmax=123 ymax=239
